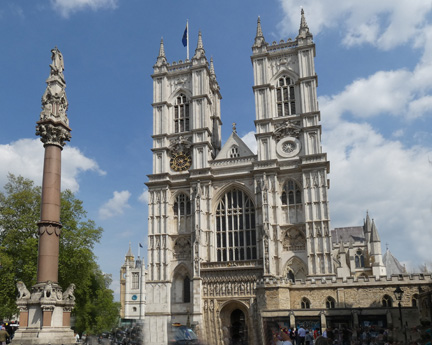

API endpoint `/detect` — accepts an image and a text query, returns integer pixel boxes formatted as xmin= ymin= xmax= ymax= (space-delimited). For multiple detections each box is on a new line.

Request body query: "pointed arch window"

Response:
xmin=301 ymin=297 xmax=311 ymax=309
xmin=173 ymin=193 xmax=191 ymax=216
xmin=326 ymin=296 xmax=336 ymax=309
xmin=281 ymin=180 xmax=302 ymax=205
xmin=276 ymin=76 xmax=296 ymax=117
xmin=382 ymin=295 xmax=393 ymax=307
xmin=174 ymin=94 xmax=190 ymax=133
xmin=412 ymin=294 xmax=419 ymax=307
xmin=355 ymin=249 xmax=365 ymax=268
xmin=216 ymin=188 xmax=257 ymax=262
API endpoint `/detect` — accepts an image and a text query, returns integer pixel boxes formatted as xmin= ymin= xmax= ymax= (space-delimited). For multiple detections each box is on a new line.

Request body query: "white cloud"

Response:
xmin=50 ymin=0 xmax=118 ymax=18
xmin=99 ymin=190 xmax=131 ymax=220
xmin=277 ymin=0 xmax=432 ymax=50
xmin=0 ymin=138 xmax=105 ymax=192
xmin=241 ymin=131 xmax=257 ymax=154
xmin=138 ymin=188 xmax=149 ymax=204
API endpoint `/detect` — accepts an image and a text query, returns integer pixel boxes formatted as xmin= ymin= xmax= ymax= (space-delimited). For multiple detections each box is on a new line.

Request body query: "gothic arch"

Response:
xmin=168 ymin=88 xmax=192 ymax=105
xmin=170 ymin=189 xmax=191 ymax=203
xmin=171 ymin=264 xmax=192 ymax=304
xmin=269 ymin=69 xmax=299 ymax=86
xmin=212 ymin=182 xmax=255 ymax=210
xmin=283 ymin=256 xmax=307 ymax=281
xmin=219 ymin=300 xmax=251 ymax=345
xmin=282 ymin=226 xmax=306 ymax=251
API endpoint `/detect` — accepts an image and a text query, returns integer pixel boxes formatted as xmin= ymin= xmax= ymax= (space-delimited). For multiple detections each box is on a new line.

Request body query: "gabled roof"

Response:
xmin=331 ymin=226 xmax=365 ymax=245
xmin=383 ymin=249 xmax=406 ymax=276
xmin=215 ymin=130 xmax=255 ymax=160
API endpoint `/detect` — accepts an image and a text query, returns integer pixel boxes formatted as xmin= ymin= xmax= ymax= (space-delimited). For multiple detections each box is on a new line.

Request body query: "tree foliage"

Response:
xmin=0 ymin=174 xmax=119 ymax=334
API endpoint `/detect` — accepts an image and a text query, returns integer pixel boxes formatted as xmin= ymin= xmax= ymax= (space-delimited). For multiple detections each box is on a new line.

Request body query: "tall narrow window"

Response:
xmin=183 ymin=276 xmax=191 ymax=303
xmin=174 ymin=94 xmax=190 ymax=133
xmin=174 ymin=193 xmax=191 ymax=216
xmin=216 ymin=189 xmax=257 ymax=262
xmin=276 ymin=76 xmax=296 ymax=117
xmin=355 ymin=249 xmax=365 ymax=268
xmin=132 ymin=272 xmax=139 ymax=290
xmin=281 ymin=180 xmax=302 ymax=205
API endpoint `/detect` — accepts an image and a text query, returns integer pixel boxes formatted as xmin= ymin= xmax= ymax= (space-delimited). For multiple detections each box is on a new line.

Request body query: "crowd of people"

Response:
xmin=270 ymin=324 xmax=430 ymax=345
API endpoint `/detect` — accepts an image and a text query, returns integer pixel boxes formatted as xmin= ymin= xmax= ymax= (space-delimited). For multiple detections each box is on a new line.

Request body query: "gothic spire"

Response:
xmin=36 ymin=47 xmax=71 ymax=148
xmin=297 ymin=8 xmax=313 ymax=40
xmin=364 ymin=211 xmax=372 ymax=234
xmin=253 ymin=16 xmax=266 ymax=48
xmin=193 ymin=30 xmax=206 ymax=59
xmin=156 ymin=37 xmax=167 ymax=66
xmin=370 ymin=220 xmax=381 ymax=242
xmin=210 ymin=57 xmax=215 ymax=76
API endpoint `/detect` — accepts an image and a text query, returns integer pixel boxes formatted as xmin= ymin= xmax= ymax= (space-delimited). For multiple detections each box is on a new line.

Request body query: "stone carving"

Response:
xmin=169 ymin=135 xmax=192 ymax=156
xmin=43 ymin=281 xmax=54 ymax=299
xmin=62 ymin=283 xmax=76 ymax=301
xmin=17 ymin=281 xmax=31 ymax=300
xmin=272 ymin=120 xmax=301 ymax=142
xmin=174 ymin=237 xmax=191 ymax=259
xmin=36 ymin=121 xmax=71 ymax=147
xmin=283 ymin=227 xmax=306 ymax=251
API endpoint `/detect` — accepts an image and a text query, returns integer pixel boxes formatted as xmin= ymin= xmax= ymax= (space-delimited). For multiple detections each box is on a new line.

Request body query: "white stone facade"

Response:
xmin=119 ymin=11 xmax=431 ymax=345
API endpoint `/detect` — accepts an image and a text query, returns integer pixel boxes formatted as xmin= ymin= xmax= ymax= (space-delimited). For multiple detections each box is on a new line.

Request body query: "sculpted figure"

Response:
xmin=62 ymin=283 xmax=76 ymax=301
xmin=43 ymin=280 xmax=54 ymax=299
xmin=17 ymin=281 xmax=31 ymax=300
xmin=50 ymin=47 xmax=64 ymax=76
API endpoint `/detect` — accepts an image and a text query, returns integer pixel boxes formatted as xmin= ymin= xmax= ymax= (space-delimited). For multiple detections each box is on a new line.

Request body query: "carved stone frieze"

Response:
xmin=37 ymin=221 xmax=62 ymax=237
xmin=36 ymin=122 xmax=71 ymax=148
xmin=174 ymin=236 xmax=191 ymax=260
xmin=272 ymin=120 xmax=302 ymax=142
xmin=169 ymin=135 xmax=192 ymax=157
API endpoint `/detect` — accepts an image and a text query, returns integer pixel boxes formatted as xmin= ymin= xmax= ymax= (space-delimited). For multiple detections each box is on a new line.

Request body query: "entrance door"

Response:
xmin=230 ymin=309 xmax=247 ymax=345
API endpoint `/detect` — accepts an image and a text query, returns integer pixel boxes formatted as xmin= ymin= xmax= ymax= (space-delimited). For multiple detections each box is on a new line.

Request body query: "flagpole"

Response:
xmin=187 ymin=19 xmax=189 ymax=61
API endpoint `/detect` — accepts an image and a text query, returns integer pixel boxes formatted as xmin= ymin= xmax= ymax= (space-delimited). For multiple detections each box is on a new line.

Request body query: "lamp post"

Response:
xmin=394 ymin=286 xmax=407 ymax=345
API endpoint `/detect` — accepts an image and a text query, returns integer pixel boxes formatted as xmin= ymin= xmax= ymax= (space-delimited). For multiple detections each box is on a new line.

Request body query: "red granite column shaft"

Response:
xmin=37 ymin=144 xmax=62 ymax=284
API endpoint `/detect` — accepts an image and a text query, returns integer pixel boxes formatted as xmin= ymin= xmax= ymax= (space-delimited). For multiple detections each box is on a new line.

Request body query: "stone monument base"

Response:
xmin=12 ymin=327 xmax=76 ymax=345
xmin=12 ymin=281 xmax=76 ymax=345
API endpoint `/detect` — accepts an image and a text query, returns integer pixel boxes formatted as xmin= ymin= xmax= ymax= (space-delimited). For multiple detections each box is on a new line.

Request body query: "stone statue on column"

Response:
xmin=13 ymin=47 xmax=76 ymax=345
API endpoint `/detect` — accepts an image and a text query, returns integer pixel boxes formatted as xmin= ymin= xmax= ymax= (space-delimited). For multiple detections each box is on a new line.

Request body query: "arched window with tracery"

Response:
xmin=301 ymin=297 xmax=311 ymax=309
xmin=174 ymin=94 xmax=190 ymax=133
xmin=412 ymin=294 xmax=419 ymax=307
xmin=173 ymin=193 xmax=191 ymax=216
xmin=216 ymin=188 xmax=257 ymax=262
xmin=276 ymin=76 xmax=296 ymax=117
xmin=281 ymin=180 xmax=302 ymax=205
xmin=326 ymin=296 xmax=336 ymax=309
xmin=382 ymin=295 xmax=393 ymax=307
xmin=355 ymin=249 xmax=365 ymax=268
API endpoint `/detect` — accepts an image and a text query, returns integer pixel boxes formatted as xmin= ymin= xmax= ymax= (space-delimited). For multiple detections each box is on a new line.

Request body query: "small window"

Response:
xmin=301 ymin=297 xmax=311 ymax=309
xmin=281 ymin=180 xmax=302 ymax=205
xmin=412 ymin=294 xmax=419 ymax=307
xmin=230 ymin=146 xmax=240 ymax=158
xmin=326 ymin=297 xmax=336 ymax=309
xmin=382 ymin=295 xmax=393 ymax=307
xmin=287 ymin=270 xmax=295 ymax=282
xmin=133 ymin=307 xmax=137 ymax=312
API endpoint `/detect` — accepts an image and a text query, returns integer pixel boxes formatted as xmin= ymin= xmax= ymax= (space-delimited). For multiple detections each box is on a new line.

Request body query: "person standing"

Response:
xmin=0 ymin=326 xmax=10 ymax=345
xmin=298 ymin=326 xmax=306 ymax=345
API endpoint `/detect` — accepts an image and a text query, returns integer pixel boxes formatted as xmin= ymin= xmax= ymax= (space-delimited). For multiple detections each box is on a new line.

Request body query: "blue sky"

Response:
xmin=1 ymin=0 xmax=431 ymax=299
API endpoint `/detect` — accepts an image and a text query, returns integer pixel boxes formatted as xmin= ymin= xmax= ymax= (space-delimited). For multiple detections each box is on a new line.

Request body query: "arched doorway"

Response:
xmin=230 ymin=309 xmax=247 ymax=345
xmin=219 ymin=302 xmax=250 ymax=345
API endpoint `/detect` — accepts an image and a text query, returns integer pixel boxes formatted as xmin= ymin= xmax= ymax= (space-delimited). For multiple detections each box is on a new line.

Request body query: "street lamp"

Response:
xmin=394 ymin=286 xmax=407 ymax=345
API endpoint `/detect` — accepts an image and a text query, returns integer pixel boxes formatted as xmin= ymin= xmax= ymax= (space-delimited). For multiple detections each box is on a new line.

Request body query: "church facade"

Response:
xmin=120 ymin=11 xmax=432 ymax=345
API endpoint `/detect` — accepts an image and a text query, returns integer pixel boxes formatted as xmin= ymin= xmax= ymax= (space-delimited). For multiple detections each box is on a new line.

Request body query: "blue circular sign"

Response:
xmin=132 ymin=295 xmax=137 ymax=301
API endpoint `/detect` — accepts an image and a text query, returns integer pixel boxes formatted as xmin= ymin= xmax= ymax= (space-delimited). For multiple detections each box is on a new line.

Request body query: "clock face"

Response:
xmin=276 ymin=137 xmax=301 ymax=158
xmin=170 ymin=152 xmax=192 ymax=171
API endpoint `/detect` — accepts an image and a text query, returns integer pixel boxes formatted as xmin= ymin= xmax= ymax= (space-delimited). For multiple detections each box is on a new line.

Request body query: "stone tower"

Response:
xmin=144 ymin=12 xmax=333 ymax=345
xmin=13 ymin=47 xmax=76 ymax=345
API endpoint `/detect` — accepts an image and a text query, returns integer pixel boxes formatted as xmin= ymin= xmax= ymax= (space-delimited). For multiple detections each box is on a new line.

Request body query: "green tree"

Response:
xmin=0 ymin=174 xmax=119 ymax=333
